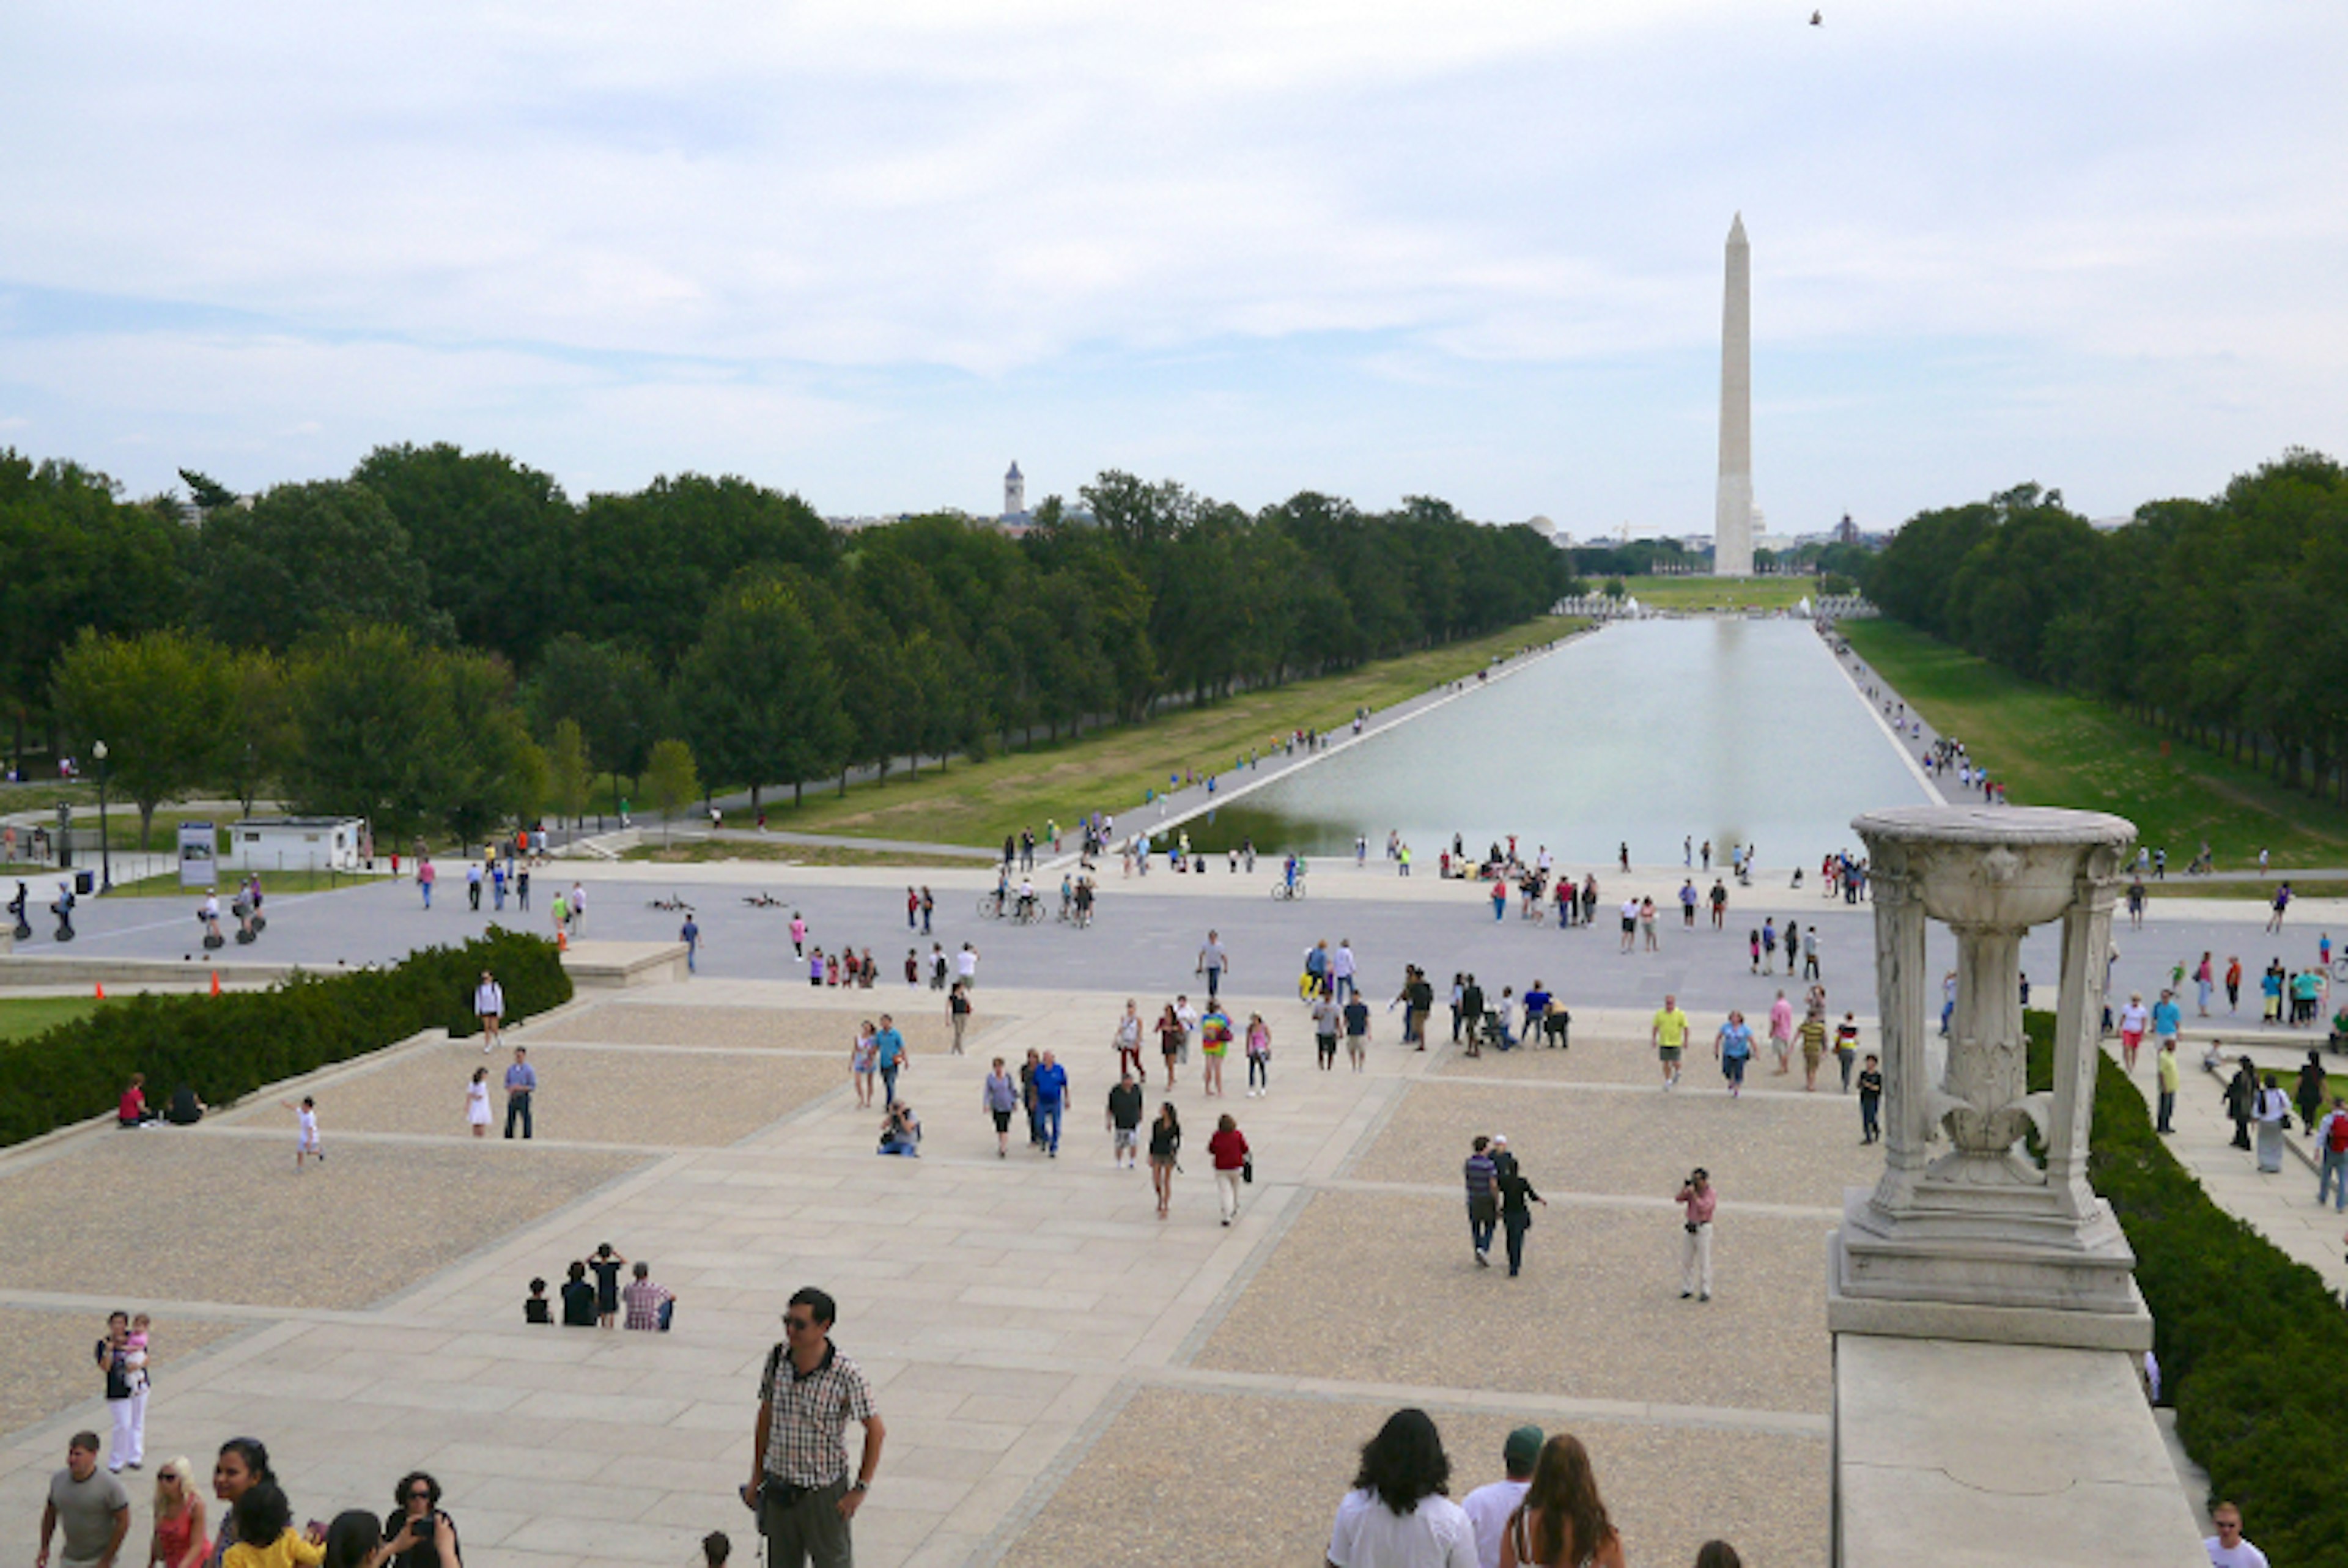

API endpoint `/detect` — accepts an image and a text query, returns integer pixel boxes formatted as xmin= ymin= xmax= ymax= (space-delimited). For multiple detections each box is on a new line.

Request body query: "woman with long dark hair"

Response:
xmin=1148 ymin=1103 xmax=1181 ymax=1220
xmin=1499 ymin=1434 xmax=1624 ymax=1568
xmin=205 ymin=1439 xmax=275 ymax=1568
xmin=1325 ymin=1408 xmax=1474 ymax=1567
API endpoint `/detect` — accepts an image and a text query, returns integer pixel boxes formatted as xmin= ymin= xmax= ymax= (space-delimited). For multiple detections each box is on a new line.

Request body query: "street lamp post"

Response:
xmin=92 ymin=740 xmax=112 ymax=894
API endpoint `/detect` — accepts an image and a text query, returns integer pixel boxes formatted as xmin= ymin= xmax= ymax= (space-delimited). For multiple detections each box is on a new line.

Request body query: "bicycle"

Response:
xmin=1013 ymin=897 xmax=1047 ymax=926
xmin=976 ymin=889 xmax=1007 ymax=919
xmin=1271 ymin=877 xmax=1307 ymax=902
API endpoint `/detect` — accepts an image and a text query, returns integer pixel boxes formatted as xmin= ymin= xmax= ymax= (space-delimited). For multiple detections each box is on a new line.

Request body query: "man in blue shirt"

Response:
xmin=679 ymin=911 xmax=700 ymax=973
xmin=873 ymin=1016 xmax=907 ymax=1108
xmin=1522 ymin=982 xmax=1551 ymax=1046
xmin=1032 ymin=1051 xmax=1068 ymax=1156
xmin=503 ymin=1045 xmax=537 ymax=1139
xmin=2150 ymin=991 xmax=2182 ymax=1058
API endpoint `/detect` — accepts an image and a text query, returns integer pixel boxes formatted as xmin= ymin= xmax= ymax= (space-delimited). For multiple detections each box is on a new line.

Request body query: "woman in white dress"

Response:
xmin=466 ymin=1067 xmax=492 ymax=1139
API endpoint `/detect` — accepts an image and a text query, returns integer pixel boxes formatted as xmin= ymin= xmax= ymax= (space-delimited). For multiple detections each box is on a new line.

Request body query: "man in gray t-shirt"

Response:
xmin=39 ymin=1432 xmax=128 ymax=1568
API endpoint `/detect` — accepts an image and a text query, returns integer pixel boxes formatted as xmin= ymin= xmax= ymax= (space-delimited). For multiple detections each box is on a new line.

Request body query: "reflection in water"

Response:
xmin=1182 ymin=619 xmax=1929 ymax=865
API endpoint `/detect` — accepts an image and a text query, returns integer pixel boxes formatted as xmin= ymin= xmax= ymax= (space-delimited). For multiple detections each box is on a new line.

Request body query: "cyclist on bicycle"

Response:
xmin=1016 ymin=877 xmax=1038 ymax=920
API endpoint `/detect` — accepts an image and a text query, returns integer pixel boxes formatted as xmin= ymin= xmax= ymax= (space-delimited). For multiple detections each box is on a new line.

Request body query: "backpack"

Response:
xmin=2329 ymin=1113 xmax=2348 ymax=1155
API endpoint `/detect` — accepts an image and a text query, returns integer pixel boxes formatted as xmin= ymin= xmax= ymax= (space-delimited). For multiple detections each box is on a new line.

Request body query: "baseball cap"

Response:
xmin=1504 ymin=1426 xmax=1544 ymax=1473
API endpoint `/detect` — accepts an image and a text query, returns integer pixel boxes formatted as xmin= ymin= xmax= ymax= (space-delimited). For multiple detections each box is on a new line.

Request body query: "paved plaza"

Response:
xmin=0 ymin=949 xmax=1864 ymax=1567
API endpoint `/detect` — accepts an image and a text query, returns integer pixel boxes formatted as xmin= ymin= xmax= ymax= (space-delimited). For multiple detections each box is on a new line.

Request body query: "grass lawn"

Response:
xmin=2152 ymin=880 xmax=2348 ymax=900
xmin=736 ymin=617 xmax=1578 ymax=848
xmin=621 ymin=841 xmax=983 ymax=869
xmin=1842 ymin=620 xmax=2348 ymax=870
xmin=101 ymin=867 xmax=377 ymax=899
xmin=1606 ymin=576 xmax=1818 ymax=613
xmin=0 ymin=996 xmax=100 ymax=1041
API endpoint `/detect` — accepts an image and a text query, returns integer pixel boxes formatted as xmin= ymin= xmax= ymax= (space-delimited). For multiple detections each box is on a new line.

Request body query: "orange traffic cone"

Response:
xmin=95 ymin=982 xmax=105 ymax=1000
xmin=209 ymin=971 xmax=221 ymax=997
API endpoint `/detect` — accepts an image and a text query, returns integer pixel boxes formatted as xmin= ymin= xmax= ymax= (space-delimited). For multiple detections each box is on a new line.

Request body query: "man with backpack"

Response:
xmin=2317 ymin=1097 xmax=2348 ymax=1212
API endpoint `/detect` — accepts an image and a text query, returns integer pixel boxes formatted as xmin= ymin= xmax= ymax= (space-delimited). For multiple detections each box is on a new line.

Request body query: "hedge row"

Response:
xmin=0 ymin=926 xmax=571 ymax=1148
xmin=2026 ymin=1013 xmax=2348 ymax=1567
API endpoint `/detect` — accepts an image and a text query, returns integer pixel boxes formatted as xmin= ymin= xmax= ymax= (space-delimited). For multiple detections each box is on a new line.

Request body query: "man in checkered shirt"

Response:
xmin=741 ymin=1286 xmax=885 ymax=1568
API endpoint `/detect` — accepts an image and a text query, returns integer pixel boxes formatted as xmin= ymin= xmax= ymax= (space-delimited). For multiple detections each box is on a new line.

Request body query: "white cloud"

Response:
xmin=0 ymin=0 xmax=2342 ymax=526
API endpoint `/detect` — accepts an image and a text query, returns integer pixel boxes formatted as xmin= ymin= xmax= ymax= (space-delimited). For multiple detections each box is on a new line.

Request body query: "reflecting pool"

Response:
xmin=1184 ymin=618 xmax=1932 ymax=866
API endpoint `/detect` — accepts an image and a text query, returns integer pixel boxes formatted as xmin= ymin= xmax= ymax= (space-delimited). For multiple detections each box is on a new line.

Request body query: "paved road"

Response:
xmin=20 ymin=862 xmax=2346 ymax=1048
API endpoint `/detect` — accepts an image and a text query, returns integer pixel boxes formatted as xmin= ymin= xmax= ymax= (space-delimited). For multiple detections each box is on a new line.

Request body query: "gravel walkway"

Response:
xmin=1194 ymin=1189 xmax=1831 ymax=1413
xmin=997 ymin=1386 xmax=1824 ymax=1568
xmin=216 ymin=1040 xmax=846 ymax=1147
xmin=0 ymin=1135 xmax=645 ymax=1309
xmin=0 ymin=1309 xmax=242 ymax=1443
xmin=1352 ymin=1080 xmax=1877 ymax=1211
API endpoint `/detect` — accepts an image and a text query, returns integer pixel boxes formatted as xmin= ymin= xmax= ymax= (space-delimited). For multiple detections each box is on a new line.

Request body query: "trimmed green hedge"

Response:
xmin=0 ymin=926 xmax=570 ymax=1148
xmin=2027 ymin=1012 xmax=2348 ymax=1566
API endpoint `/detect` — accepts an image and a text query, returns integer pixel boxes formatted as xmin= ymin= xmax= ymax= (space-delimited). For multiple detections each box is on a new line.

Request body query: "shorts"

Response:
xmin=1346 ymin=1034 xmax=1366 ymax=1055
xmin=1658 ymin=1046 xmax=1682 ymax=1062
xmin=1802 ymin=1045 xmax=1823 ymax=1067
xmin=991 ymin=1110 xmax=1011 ymax=1132
xmin=1114 ymin=1128 xmax=1139 ymax=1150
xmin=2120 ymin=1029 xmax=2143 ymax=1051
xmin=1622 ymin=918 xmax=1636 ymax=933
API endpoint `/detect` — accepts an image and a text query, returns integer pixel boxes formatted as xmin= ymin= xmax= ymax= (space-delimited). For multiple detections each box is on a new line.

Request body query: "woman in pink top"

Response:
xmin=1767 ymin=992 xmax=1795 ymax=1077
xmin=1677 ymin=1169 xmax=1717 ymax=1301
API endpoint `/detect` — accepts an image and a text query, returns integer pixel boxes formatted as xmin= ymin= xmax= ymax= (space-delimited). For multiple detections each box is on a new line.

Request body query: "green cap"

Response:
xmin=1504 ymin=1426 xmax=1544 ymax=1473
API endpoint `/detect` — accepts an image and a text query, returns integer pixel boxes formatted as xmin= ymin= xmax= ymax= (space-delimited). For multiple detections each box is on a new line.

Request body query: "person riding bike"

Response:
xmin=1016 ymin=877 xmax=1038 ymax=920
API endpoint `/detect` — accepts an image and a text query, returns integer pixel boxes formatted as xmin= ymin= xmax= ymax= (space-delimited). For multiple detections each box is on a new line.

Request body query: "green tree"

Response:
xmin=547 ymin=718 xmax=593 ymax=828
xmin=674 ymin=569 xmax=848 ymax=811
xmin=216 ymin=649 xmax=292 ymax=821
xmin=50 ymin=628 xmax=236 ymax=848
xmin=351 ymin=443 xmax=575 ymax=668
xmin=434 ymin=649 xmax=537 ymax=846
xmin=642 ymin=738 xmax=699 ymax=844
xmin=280 ymin=624 xmax=446 ymax=841
xmin=191 ymin=480 xmax=448 ymax=650
xmin=522 ymin=635 xmax=670 ymax=795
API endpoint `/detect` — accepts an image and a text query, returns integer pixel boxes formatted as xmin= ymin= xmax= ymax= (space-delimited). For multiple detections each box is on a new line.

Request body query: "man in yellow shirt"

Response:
xmin=2155 ymin=1036 xmax=2179 ymax=1133
xmin=1652 ymin=993 xmax=1692 ymax=1089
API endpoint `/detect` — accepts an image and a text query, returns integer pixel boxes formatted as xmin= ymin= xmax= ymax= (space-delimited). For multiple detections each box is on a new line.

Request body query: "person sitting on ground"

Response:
xmin=879 ymin=1102 xmax=921 ymax=1157
xmin=119 ymin=1075 xmax=158 ymax=1128
xmin=558 ymin=1261 xmax=597 ymax=1328
xmin=621 ymin=1261 xmax=674 ymax=1331
xmin=380 ymin=1473 xmax=460 ymax=1568
xmin=523 ymin=1279 xmax=552 ymax=1325
xmin=164 ymin=1084 xmax=207 ymax=1126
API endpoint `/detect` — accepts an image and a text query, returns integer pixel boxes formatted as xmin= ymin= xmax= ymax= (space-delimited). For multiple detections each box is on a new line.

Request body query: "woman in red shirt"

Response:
xmin=1207 ymin=1114 xmax=1250 ymax=1226
xmin=119 ymin=1074 xmax=155 ymax=1128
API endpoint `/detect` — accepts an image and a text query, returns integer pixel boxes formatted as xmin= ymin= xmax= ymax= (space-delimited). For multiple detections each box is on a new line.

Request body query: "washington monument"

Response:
xmin=1713 ymin=213 xmax=1754 ymax=578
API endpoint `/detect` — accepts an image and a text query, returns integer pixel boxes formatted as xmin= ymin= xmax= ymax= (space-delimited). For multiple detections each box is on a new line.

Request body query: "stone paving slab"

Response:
xmin=994 ymin=1386 xmax=1824 ymax=1568
xmin=537 ymin=1002 xmax=972 ymax=1055
xmin=0 ymin=1308 xmax=245 ymax=1443
xmin=1194 ymin=1188 xmax=1831 ymax=1413
xmin=1351 ymin=1078 xmax=1878 ymax=1210
xmin=0 ymin=1134 xmax=646 ymax=1308
xmin=215 ymin=1040 xmax=847 ymax=1147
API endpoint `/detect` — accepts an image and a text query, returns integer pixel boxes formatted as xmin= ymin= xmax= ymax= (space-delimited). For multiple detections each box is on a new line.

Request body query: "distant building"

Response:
xmin=1003 ymin=461 xmax=1027 ymax=523
xmin=1835 ymin=512 xmax=1861 ymax=546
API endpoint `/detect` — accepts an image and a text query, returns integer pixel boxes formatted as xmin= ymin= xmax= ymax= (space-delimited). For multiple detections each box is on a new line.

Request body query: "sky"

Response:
xmin=2 ymin=1 xmax=2344 ymax=536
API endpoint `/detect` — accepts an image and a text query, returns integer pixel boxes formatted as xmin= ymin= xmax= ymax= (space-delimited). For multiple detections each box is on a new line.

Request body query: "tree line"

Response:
xmin=1864 ymin=448 xmax=2348 ymax=802
xmin=2 ymin=444 xmax=1576 ymax=842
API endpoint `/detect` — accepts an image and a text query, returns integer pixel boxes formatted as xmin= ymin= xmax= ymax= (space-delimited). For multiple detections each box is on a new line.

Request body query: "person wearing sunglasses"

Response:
xmin=378 ymin=1475 xmax=457 ymax=1568
xmin=743 ymin=1289 xmax=884 ymax=1568
xmin=146 ymin=1459 xmax=210 ymax=1568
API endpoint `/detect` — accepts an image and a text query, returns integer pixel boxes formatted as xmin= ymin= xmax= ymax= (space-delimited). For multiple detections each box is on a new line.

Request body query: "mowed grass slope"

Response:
xmin=760 ymin=617 xmax=1577 ymax=847
xmin=1608 ymin=576 xmax=1817 ymax=612
xmin=1842 ymin=620 xmax=2348 ymax=869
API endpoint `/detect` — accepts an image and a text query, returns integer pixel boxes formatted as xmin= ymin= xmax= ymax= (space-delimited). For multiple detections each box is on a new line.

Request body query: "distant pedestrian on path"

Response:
xmin=873 ymin=1016 xmax=907 ymax=1108
xmin=2315 ymin=1097 xmax=2348 ymax=1211
xmin=1148 ymin=1103 xmax=1181 ymax=1219
xmin=1677 ymin=1169 xmax=1716 ymax=1301
xmin=681 ymin=912 xmax=700 ymax=974
xmin=1713 ymin=1012 xmax=1752 ymax=1098
xmin=2155 ymin=1038 xmax=2179 ymax=1135
xmin=1496 ymin=1157 xmax=1545 ymax=1278
xmin=416 ymin=858 xmax=435 ymax=910
xmin=1464 ymin=1136 xmax=1499 ymax=1265
xmin=474 ymin=971 xmax=505 ymax=1053
xmin=2224 ymin=1056 xmax=2258 ymax=1150
xmin=981 ymin=1058 xmax=1017 ymax=1157
xmin=2294 ymin=1050 xmax=2327 ymax=1133
xmin=2224 ymin=955 xmax=2241 ymax=1012
xmin=1113 ymin=1001 xmax=1143 ymax=1079
xmin=1106 ymin=1072 xmax=1143 ymax=1167
xmin=466 ymin=1069 xmax=491 ymax=1138
xmin=1195 ymin=930 xmax=1228 ymax=1001
xmin=1032 ymin=1051 xmax=1067 ymax=1156
xmin=1650 ymin=995 xmax=1690 ymax=1089
xmin=947 ymin=983 xmax=970 ymax=1055
xmin=1244 ymin=1013 xmax=1271 ymax=1097
xmin=503 ymin=1047 xmax=536 ymax=1139
xmin=2253 ymin=1075 xmax=2291 ymax=1173
xmin=1158 ymin=1004 xmax=1186 ymax=1089
xmin=1208 ymin=1114 xmax=1249 ymax=1225
xmin=850 ymin=1023 xmax=877 ymax=1109
xmin=280 ymin=1096 xmax=322 ymax=1171
xmin=2267 ymin=883 xmax=2292 ymax=933
xmin=1857 ymin=1055 xmax=1883 ymax=1144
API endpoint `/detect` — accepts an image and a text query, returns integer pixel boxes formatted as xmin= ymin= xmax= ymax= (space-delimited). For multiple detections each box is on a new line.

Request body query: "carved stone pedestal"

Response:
xmin=1827 ymin=805 xmax=2149 ymax=1350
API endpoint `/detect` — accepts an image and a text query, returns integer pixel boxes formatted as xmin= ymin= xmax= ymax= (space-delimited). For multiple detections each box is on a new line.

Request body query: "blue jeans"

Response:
xmin=2320 ymin=1150 xmax=2347 ymax=1210
xmin=1038 ymin=1102 xmax=1063 ymax=1152
xmin=421 ymin=883 xmax=432 ymax=908
xmin=1469 ymin=1201 xmax=1496 ymax=1256
xmin=880 ymin=1064 xmax=899 ymax=1107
